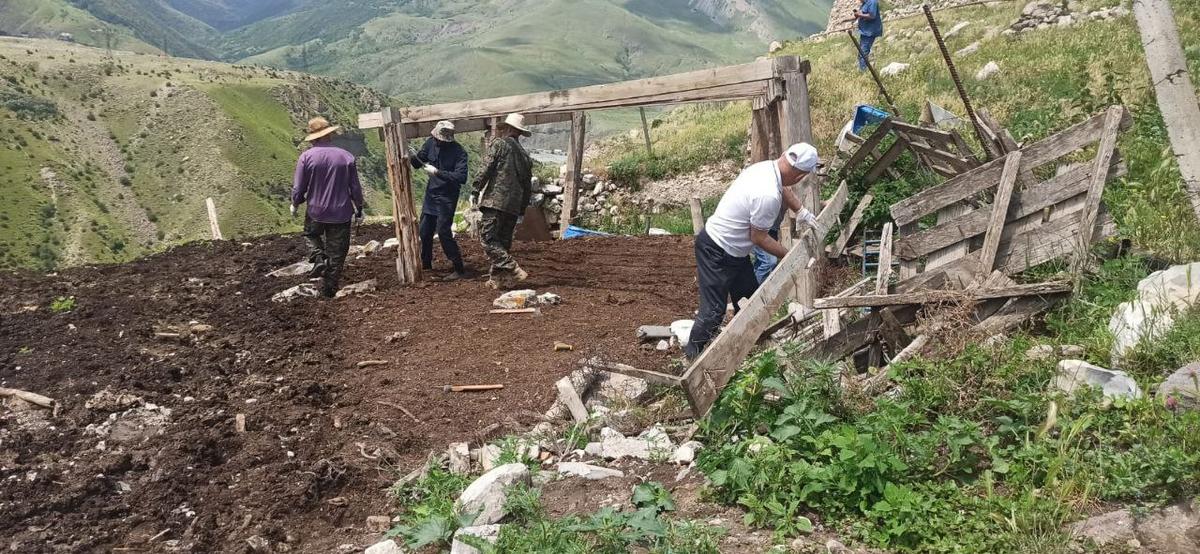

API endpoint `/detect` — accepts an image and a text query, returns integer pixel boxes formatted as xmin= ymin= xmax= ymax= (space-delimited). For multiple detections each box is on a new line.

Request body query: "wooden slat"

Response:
xmin=865 ymin=137 xmax=909 ymax=183
xmin=842 ymin=119 xmax=894 ymax=173
xmin=875 ymin=223 xmax=894 ymax=295
xmin=805 ymin=306 xmax=918 ymax=362
xmin=681 ymin=235 xmax=814 ymax=417
xmin=878 ymin=308 xmax=912 ymax=352
xmin=891 ymin=107 xmax=1132 ymax=226
xmin=583 ymin=358 xmax=683 ymax=387
xmin=977 ymin=152 xmax=1023 ymax=274
xmin=898 ymin=222 xmax=919 ymax=279
xmin=813 ymin=282 xmax=1071 ymax=310
xmin=1076 ymin=106 xmax=1125 ymax=256
xmin=891 ymin=120 xmax=956 ymax=143
xmin=906 ymin=141 xmax=974 ymax=172
xmin=831 ymin=194 xmax=873 ymax=257
xmin=560 ymin=111 xmax=587 ymax=232
xmin=817 ymin=181 xmax=850 ymax=230
xmin=399 ymin=57 xmax=786 ymax=124
xmin=894 ymin=157 xmax=1126 ymax=259
xmin=925 ymin=203 xmax=973 ymax=270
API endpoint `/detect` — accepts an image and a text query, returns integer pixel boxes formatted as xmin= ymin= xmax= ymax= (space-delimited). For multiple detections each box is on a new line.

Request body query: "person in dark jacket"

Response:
xmin=410 ymin=120 xmax=469 ymax=280
xmin=291 ymin=117 xmax=365 ymax=298
xmin=471 ymin=113 xmax=534 ymax=290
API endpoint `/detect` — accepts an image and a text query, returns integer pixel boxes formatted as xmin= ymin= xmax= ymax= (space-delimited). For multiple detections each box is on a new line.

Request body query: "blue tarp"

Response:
xmin=562 ymin=225 xmax=612 ymax=239
xmin=852 ymin=105 xmax=891 ymax=135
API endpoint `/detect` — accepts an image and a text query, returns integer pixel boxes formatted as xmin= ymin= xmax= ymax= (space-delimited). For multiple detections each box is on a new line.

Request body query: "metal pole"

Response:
xmin=922 ymin=4 xmax=998 ymax=160
xmin=846 ymin=30 xmax=901 ymax=118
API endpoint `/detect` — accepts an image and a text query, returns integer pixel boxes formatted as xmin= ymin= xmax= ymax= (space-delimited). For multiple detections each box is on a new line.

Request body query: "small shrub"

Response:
xmin=50 ymin=296 xmax=75 ymax=313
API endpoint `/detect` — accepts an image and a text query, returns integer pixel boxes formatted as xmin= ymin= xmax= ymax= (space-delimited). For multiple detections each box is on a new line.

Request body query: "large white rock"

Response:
xmin=879 ymin=62 xmax=911 ymax=77
xmin=1070 ymin=509 xmax=1134 ymax=548
xmin=955 ymin=41 xmax=980 ymax=57
xmin=557 ymin=461 xmax=625 ymax=480
xmin=672 ymin=441 xmax=704 ymax=465
xmin=1158 ymin=362 xmax=1200 ymax=410
xmin=493 ymin=289 xmax=538 ymax=309
xmin=449 ymin=442 xmax=471 ymax=475
xmin=1108 ymin=263 xmax=1200 ymax=366
xmin=363 ymin=539 xmax=404 ymax=554
xmin=592 ymin=372 xmax=650 ymax=405
xmin=457 ymin=463 xmax=531 ymax=526
xmin=1053 ymin=360 xmax=1143 ymax=401
xmin=450 ymin=524 xmax=501 ymax=554
xmin=975 ymin=61 xmax=1001 ymax=81
xmin=596 ymin=426 xmax=674 ymax=460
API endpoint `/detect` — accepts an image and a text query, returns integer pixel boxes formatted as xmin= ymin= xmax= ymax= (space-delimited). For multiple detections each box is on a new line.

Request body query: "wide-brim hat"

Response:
xmin=501 ymin=113 xmax=532 ymax=137
xmin=432 ymin=120 xmax=456 ymax=142
xmin=304 ymin=117 xmax=341 ymax=142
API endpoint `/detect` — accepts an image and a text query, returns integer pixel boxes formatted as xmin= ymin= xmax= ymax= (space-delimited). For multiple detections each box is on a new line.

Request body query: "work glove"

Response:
xmin=797 ymin=208 xmax=829 ymax=239
xmin=423 ymin=164 xmax=438 ymax=176
xmin=408 ymin=146 xmax=420 ymax=159
xmin=289 ymin=204 xmax=297 ymax=217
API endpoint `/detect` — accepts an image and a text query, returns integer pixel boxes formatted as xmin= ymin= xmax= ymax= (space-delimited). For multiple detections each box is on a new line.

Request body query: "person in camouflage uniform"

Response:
xmin=471 ymin=113 xmax=534 ymax=289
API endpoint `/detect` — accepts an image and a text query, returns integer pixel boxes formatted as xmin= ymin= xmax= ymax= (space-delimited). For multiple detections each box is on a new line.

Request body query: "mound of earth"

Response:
xmin=0 ymin=225 xmax=698 ymax=552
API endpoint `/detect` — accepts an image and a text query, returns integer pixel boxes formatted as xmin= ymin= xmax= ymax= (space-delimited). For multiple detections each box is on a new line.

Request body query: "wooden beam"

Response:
xmin=381 ymin=108 xmax=422 ymax=284
xmin=814 ymin=282 xmax=1071 ymax=310
xmin=842 ymin=119 xmax=894 ymax=174
xmin=681 ymin=234 xmax=814 ymax=417
xmin=583 ymin=358 xmax=683 ymax=387
xmin=1075 ymin=106 xmax=1124 ymax=261
xmin=639 ymin=107 xmax=654 ymax=155
xmin=805 ymin=306 xmax=918 ymax=362
xmin=360 ymin=111 xmax=575 ymax=136
xmin=890 ymin=108 xmax=1132 ymax=226
xmin=865 ymin=137 xmax=908 ymax=184
xmin=875 ymin=223 xmax=894 ymax=295
xmin=560 ymin=111 xmax=586 ymax=234
xmin=689 ymin=196 xmax=705 ymax=235
xmin=978 ymin=151 xmax=1023 ymax=274
xmin=205 ymin=197 xmax=223 ymax=240
xmin=1133 ymin=0 xmax=1200 ymax=221
xmin=397 ymin=57 xmax=792 ymax=124
xmin=750 ymin=103 xmax=775 ymax=163
xmin=831 ymin=193 xmax=873 ymax=258
xmin=817 ymin=180 xmax=850 ymax=231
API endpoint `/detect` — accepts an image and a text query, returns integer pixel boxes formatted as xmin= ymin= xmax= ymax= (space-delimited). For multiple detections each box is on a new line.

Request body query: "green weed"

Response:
xmin=49 ymin=295 xmax=75 ymax=313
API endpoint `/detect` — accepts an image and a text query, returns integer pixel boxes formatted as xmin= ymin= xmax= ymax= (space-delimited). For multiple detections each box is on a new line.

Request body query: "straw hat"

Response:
xmin=304 ymin=117 xmax=340 ymax=142
xmin=501 ymin=113 xmax=532 ymax=136
xmin=431 ymin=120 xmax=456 ymax=142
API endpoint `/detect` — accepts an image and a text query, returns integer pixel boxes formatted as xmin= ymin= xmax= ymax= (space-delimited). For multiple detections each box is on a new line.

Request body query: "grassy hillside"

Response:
xmin=0 ymin=0 xmax=162 ymax=54
xmin=0 ymin=38 xmax=392 ymax=270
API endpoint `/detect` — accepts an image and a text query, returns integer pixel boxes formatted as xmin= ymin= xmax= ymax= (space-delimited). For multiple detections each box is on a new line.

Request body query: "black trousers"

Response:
xmin=419 ymin=212 xmax=464 ymax=273
xmin=685 ymin=229 xmax=759 ymax=358
xmin=302 ymin=216 xmax=351 ymax=295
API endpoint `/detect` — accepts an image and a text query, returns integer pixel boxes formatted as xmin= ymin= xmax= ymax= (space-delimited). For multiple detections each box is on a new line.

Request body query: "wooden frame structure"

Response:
xmin=358 ymin=56 xmax=813 ymax=284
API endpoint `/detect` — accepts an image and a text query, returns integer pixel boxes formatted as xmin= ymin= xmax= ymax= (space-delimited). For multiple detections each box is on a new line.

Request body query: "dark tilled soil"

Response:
xmin=0 ymin=226 xmax=698 ymax=553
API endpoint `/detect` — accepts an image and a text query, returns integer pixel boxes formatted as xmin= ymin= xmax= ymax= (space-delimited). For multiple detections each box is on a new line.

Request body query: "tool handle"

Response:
xmin=449 ymin=384 xmax=505 ymax=392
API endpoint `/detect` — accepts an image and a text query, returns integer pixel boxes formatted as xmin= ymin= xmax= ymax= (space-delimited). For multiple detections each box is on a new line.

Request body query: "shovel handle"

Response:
xmin=444 ymin=384 xmax=505 ymax=393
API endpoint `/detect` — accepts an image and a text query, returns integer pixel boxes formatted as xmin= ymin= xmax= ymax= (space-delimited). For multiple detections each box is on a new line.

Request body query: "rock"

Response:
xmin=975 ymin=61 xmax=1001 ymax=81
xmin=545 ymin=368 xmax=598 ymax=421
xmin=1109 ymin=263 xmax=1200 ymax=366
xmin=596 ymin=426 xmax=673 ymax=460
xmin=591 ymin=182 xmax=605 ymax=196
xmin=271 ymin=283 xmax=319 ymax=302
xmin=363 ymin=539 xmax=404 ymax=554
xmin=955 ymin=41 xmax=980 ymax=57
xmin=450 ymin=524 xmax=501 ymax=554
xmin=1053 ymin=360 xmax=1143 ymax=402
xmin=557 ymin=461 xmax=625 ymax=480
xmin=267 ymin=261 xmax=315 ymax=277
xmin=530 ymin=176 xmax=542 ymax=191
xmin=360 ymin=240 xmax=382 ymax=255
xmin=457 ymin=463 xmax=531 ymax=526
xmin=1071 ymin=509 xmax=1135 ymax=547
xmin=543 ymin=184 xmax=563 ymax=195
xmin=480 ymin=444 xmax=502 ymax=472
xmin=1026 ymin=344 xmax=1056 ymax=361
xmin=582 ymin=173 xmax=598 ymax=186
xmin=449 ymin=442 xmax=471 ymax=475
xmin=593 ymin=371 xmax=650 ymax=405
xmin=1158 ymin=362 xmax=1200 ymax=410
xmin=555 ymin=377 xmax=590 ymax=423
xmin=493 ymin=289 xmax=538 ymax=309
xmin=189 ymin=323 xmax=214 ymax=334
xmin=672 ymin=441 xmax=703 ymax=464
xmin=1059 ymin=345 xmax=1086 ymax=357
xmin=85 ymin=388 xmax=143 ymax=412
xmin=536 ymin=292 xmax=561 ymax=305
xmin=336 ymin=279 xmax=377 ymax=298
xmin=647 ymin=228 xmax=671 ymax=236
xmin=383 ymin=237 xmax=399 ymax=249
xmin=768 ymin=40 xmax=783 ymax=53
xmin=1136 ymin=501 xmax=1200 ymax=553
xmin=246 ymin=535 xmax=271 ymax=551
xmin=880 ymin=62 xmax=910 ymax=77
xmin=366 ymin=515 xmax=392 ymax=533
xmin=944 ymin=21 xmax=970 ymax=38
xmin=1022 ymin=1 xmax=1055 ymax=17
xmin=656 ymin=340 xmax=670 ymax=351
xmin=1057 ymin=14 xmax=1074 ymax=26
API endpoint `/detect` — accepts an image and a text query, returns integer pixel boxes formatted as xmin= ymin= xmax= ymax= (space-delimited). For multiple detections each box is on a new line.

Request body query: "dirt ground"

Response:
xmin=0 ymin=225 xmax=699 ymax=553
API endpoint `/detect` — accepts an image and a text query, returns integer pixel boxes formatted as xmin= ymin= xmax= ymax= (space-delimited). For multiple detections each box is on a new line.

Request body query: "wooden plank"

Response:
xmin=805 ymin=306 xmax=918 ymax=362
xmin=891 ymin=120 xmax=956 ymax=143
xmin=972 ymin=295 xmax=1058 ymax=336
xmin=875 ymin=223 xmax=894 ymax=295
xmin=977 ymin=151 xmax=1023 ymax=274
xmin=890 ymin=108 xmax=1132 ymax=225
xmin=639 ymin=107 xmax=653 ymax=155
xmin=775 ymin=57 xmax=812 ymax=146
xmin=842 ymin=119 xmax=894 ymax=173
xmin=925 ymin=203 xmax=972 ymax=271
xmin=831 ymin=193 xmax=873 ymax=258
xmin=813 ymin=282 xmax=1071 ymax=310
xmin=897 ymin=222 xmax=919 ymax=279
xmin=560 ymin=111 xmax=586 ymax=233
xmin=906 ymin=141 xmax=974 ymax=171
xmin=817 ymin=180 xmax=850 ymax=230
xmin=400 ymin=57 xmax=785 ymax=123
xmin=358 ymin=111 xmax=385 ymax=130
xmin=583 ymin=358 xmax=683 ymax=387
xmin=205 ymin=197 xmax=223 ymax=241
xmin=878 ymin=308 xmax=912 ymax=352
xmin=750 ymin=104 xmax=774 ymax=163
xmin=690 ymin=196 xmax=705 ymax=235
xmin=1133 ymin=0 xmax=1200 ymax=220
xmin=381 ymin=108 xmax=422 ymax=284
xmin=1075 ymin=106 xmax=1124 ymax=258
xmin=894 ymin=157 xmax=1126 ymax=259
xmin=359 ymin=111 xmax=575 ymax=135
xmin=681 ymin=234 xmax=815 ymax=417
xmin=865 ymin=137 xmax=908 ymax=184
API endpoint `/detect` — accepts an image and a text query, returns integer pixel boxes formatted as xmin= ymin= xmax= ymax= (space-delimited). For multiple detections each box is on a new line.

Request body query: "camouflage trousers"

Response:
xmin=478 ymin=207 xmax=519 ymax=275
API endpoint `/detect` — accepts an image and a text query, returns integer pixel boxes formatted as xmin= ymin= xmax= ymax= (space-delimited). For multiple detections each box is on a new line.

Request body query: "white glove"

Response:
xmin=797 ymin=208 xmax=829 ymax=238
xmin=517 ymin=216 xmax=524 ymax=225
xmin=354 ymin=212 xmax=365 ymax=226
xmin=423 ymin=164 xmax=438 ymax=176
xmin=289 ymin=204 xmax=297 ymax=217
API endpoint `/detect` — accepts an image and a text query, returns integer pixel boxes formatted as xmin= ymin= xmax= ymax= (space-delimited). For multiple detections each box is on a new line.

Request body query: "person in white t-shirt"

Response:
xmin=685 ymin=143 xmax=826 ymax=359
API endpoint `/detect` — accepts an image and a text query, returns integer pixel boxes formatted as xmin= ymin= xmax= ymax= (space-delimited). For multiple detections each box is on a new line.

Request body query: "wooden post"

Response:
xmin=639 ymin=107 xmax=653 ymax=155
xmin=205 ymin=197 xmax=223 ymax=240
xmin=561 ymin=111 xmax=586 ymax=236
xmin=875 ymin=223 xmax=893 ymax=295
xmin=978 ymin=152 xmax=1022 ymax=274
xmin=689 ymin=196 xmax=705 ymax=235
xmin=381 ymin=107 xmax=422 ymax=284
xmin=1075 ymin=106 xmax=1124 ymax=266
xmin=1133 ymin=0 xmax=1200 ymax=221
xmin=750 ymin=100 xmax=775 ymax=163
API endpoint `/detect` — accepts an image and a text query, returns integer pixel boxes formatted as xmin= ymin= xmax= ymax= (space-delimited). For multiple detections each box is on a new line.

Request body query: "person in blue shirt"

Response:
xmin=410 ymin=120 xmax=469 ymax=280
xmin=856 ymin=0 xmax=883 ymax=71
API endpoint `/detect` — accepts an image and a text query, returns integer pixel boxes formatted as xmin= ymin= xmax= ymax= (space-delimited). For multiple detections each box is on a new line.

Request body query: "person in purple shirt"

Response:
xmin=290 ymin=117 xmax=365 ymax=298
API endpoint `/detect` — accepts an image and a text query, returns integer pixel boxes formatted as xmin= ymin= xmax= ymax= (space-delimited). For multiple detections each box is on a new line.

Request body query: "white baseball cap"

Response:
xmin=785 ymin=143 xmax=821 ymax=173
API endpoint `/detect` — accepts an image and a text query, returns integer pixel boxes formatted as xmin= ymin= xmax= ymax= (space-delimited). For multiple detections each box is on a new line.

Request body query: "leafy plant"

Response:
xmin=50 ymin=296 xmax=75 ymax=313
